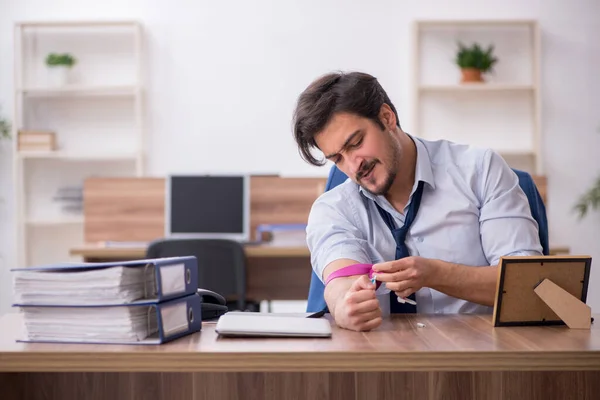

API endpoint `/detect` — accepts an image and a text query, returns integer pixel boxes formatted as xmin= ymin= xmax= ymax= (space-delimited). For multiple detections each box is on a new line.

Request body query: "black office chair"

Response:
xmin=146 ymin=238 xmax=253 ymax=311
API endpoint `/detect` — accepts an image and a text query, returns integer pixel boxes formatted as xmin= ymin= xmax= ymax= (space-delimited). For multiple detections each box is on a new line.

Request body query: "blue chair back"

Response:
xmin=306 ymin=165 xmax=550 ymax=312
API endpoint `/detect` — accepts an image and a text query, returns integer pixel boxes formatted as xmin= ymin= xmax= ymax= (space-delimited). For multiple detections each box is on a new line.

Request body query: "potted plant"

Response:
xmin=575 ymin=128 xmax=600 ymax=219
xmin=575 ymin=176 xmax=600 ymax=219
xmin=455 ymin=42 xmax=498 ymax=83
xmin=45 ymin=53 xmax=77 ymax=86
xmin=0 ymin=110 xmax=9 ymax=210
xmin=0 ymin=108 xmax=10 ymax=142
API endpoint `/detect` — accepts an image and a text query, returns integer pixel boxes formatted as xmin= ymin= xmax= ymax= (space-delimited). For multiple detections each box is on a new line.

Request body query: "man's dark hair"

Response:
xmin=292 ymin=71 xmax=400 ymax=166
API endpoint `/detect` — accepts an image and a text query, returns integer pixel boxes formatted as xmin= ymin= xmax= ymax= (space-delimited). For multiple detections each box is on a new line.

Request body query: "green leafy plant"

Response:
xmin=455 ymin=42 xmax=498 ymax=73
xmin=575 ymin=175 xmax=600 ymax=219
xmin=45 ymin=53 xmax=77 ymax=68
xmin=575 ymin=127 xmax=600 ymax=219
xmin=0 ymin=108 xmax=10 ymax=141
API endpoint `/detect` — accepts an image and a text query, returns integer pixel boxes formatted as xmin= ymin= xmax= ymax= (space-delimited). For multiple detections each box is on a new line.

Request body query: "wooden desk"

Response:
xmin=70 ymin=243 xmax=311 ymax=260
xmin=70 ymin=244 xmax=312 ymax=302
xmin=1 ymin=313 xmax=600 ymax=400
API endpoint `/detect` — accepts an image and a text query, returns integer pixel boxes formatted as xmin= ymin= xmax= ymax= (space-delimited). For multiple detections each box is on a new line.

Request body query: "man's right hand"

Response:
xmin=333 ymin=275 xmax=382 ymax=332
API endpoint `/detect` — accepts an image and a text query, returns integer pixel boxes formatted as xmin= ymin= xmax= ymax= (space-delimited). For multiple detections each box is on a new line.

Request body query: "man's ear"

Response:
xmin=378 ymin=104 xmax=397 ymax=131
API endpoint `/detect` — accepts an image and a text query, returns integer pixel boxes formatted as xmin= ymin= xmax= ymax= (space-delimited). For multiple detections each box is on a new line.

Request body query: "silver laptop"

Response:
xmin=215 ymin=313 xmax=332 ymax=338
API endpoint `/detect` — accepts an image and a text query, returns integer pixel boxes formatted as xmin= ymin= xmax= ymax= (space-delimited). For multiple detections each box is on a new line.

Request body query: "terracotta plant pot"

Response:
xmin=460 ymin=68 xmax=483 ymax=83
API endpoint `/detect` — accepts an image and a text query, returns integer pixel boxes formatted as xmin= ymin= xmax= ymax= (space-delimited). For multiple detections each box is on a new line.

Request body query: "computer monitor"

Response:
xmin=165 ymin=174 xmax=250 ymax=241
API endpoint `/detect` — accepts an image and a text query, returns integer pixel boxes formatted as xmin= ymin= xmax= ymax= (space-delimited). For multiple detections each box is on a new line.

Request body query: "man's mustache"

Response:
xmin=356 ymin=160 xmax=378 ymax=180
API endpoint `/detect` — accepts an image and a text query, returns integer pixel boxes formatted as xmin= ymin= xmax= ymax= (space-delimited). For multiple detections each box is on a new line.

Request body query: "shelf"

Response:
xmin=419 ymin=84 xmax=535 ymax=92
xmin=18 ymin=151 xmax=138 ymax=161
xmin=17 ymin=20 xmax=140 ymax=28
xmin=413 ymin=17 xmax=542 ymax=175
xmin=13 ymin=20 xmax=145 ymax=268
xmin=26 ymin=216 xmax=84 ymax=226
xmin=496 ymin=149 xmax=536 ymax=157
xmin=416 ymin=19 xmax=537 ymax=28
xmin=18 ymin=85 xmax=139 ymax=98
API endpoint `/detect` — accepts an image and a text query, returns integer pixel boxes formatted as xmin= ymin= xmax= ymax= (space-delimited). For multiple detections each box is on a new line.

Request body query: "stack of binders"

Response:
xmin=11 ymin=256 xmax=202 ymax=345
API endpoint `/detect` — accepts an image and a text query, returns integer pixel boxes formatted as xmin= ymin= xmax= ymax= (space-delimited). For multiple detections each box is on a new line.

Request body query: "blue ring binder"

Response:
xmin=11 ymin=256 xmax=203 ymax=344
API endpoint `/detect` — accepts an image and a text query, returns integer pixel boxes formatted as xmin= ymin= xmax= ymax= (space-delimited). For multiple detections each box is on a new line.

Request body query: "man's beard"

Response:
xmin=355 ymin=131 xmax=401 ymax=196
xmin=356 ymin=158 xmax=397 ymax=196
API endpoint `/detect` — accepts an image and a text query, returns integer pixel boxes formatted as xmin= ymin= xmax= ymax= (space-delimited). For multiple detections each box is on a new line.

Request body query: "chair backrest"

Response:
xmin=146 ymin=238 xmax=247 ymax=311
xmin=511 ymin=169 xmax=549 ymax=256
xmin=306 ymin=164 xmax=550 ymax=312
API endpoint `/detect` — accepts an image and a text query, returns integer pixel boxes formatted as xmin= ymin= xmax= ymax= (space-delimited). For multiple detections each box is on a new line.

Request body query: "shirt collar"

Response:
xmin=358 ymin=133 xmax=436 ymax=201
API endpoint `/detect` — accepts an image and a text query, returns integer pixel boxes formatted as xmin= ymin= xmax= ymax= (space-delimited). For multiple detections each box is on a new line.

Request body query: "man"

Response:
xmin=292 ymin=71 xmax=543 ymax=332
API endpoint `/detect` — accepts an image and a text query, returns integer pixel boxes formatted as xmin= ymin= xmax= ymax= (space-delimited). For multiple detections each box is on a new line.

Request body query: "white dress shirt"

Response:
xmin=306 ymin=135 xmax=543 ymax=315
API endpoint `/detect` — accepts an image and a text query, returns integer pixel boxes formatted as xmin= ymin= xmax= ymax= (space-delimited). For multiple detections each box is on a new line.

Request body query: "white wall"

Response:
xmin=1 ymin=0 xmax=599 ymax=315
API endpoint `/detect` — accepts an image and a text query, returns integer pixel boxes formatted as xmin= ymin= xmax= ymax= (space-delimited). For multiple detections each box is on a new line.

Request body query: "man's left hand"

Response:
xmin=372 ymin=256 xmax=440 ymax=298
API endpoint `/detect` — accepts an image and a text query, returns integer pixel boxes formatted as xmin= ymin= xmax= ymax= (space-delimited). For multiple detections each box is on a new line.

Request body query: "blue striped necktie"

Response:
xmin=374 ymin=180 xmax=425 ymax=313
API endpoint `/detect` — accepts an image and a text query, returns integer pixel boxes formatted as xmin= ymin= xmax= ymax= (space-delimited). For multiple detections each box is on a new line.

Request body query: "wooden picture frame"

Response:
xmin=493 ymin=256 xmax=592 ymax=327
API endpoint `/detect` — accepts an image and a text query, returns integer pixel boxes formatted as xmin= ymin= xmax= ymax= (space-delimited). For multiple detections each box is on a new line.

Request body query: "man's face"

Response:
xmin=315 ymin=111 xmax=400 ymax=196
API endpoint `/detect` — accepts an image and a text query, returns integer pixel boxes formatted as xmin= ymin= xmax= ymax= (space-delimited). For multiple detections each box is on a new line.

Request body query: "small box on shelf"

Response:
xmin=18 ymin=130 xmax=57 ymax=152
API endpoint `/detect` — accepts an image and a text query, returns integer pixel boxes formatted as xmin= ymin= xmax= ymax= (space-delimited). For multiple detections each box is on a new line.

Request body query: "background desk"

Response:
xmin=70 ymin=244 xmax=312 ymax=302
xmin=70 ymin=243 xmax=311 ymax=260
xmin=2 ymin=313 xmax=600 ymax=400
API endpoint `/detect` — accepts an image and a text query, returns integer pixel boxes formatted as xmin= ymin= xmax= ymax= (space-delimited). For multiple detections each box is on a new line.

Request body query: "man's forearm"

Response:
xmin=324 ymin=277 xmax=354 ymax=317
xmin=321 ymin=258 xmax=366 ymax=317
xmin=431 ymin=260 xmax=499 ymax=307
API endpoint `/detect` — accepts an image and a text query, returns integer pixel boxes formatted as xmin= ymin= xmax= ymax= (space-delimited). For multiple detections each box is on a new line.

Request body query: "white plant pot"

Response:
xmin=47 ymin=66 xmax=72 ymax=87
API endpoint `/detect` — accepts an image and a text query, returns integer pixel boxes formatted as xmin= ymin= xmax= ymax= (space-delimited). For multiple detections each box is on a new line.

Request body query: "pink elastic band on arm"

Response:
xmin=324 ymin=263 xmax=380 ymax=289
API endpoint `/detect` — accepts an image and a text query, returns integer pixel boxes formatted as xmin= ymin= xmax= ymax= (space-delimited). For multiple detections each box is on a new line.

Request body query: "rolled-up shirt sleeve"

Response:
xmin=478 ymin=149 xmax=544 ymax=266
xmin=306 ymin=187 xmax=372 ymax=282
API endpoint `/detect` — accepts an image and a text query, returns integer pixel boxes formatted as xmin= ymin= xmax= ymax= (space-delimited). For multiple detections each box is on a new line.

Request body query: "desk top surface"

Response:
xmin=69 ymin=243 xmax=311 ymax=259
xmin=2 ymin=313 xmax=600 ymax=372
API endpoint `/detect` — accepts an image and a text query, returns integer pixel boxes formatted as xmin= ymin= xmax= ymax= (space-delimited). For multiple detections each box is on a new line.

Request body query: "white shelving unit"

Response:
xmin=18 ymin=85 xmax=138 ymax=96
xmin=411 ymin=19 xmax=542 ymax=175
xmin=12 ymin=21 xmax=145 ymax=267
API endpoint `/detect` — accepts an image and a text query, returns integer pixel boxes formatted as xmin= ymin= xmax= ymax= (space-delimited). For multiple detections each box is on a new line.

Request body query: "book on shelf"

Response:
xmin=17 ymin=130 xmax=56 ymax=152
xmin=11 ymin=256 xmax=202 ymax=344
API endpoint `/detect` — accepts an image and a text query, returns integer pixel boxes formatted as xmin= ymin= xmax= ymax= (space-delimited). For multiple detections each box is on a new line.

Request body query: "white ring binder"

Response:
xmin=143 ymin=263 xmax=150 ymax=299
xmin=142 ymin=263 xmax=157 ymax=299
xmin=147 ymin=305 xmax=158 ymax=335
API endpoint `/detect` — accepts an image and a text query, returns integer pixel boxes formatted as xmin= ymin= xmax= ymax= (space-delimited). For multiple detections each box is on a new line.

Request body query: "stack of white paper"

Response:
xmin=21 ymin=305 xmax=158 ymax=343
xmin=13 ymin=266 xmax=156 ymax=305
